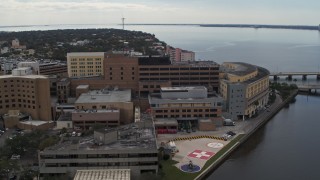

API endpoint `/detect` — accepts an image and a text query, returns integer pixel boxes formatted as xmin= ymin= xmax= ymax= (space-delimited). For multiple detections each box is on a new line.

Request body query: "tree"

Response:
xmin=0 ymin=159 xmax=19 ymax=178
xmin=20 ymin=168 xmax=38 ymax=180
xmin=39 ymin=136 xmax=60 ymax=151
xmin=60 ymin=127 xmax=67 ymax=134
xmin=163 ymin=154 xmax=170 ymax=160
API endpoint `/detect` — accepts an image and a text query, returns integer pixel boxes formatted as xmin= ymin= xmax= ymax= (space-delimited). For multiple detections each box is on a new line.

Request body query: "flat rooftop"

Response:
xmin=149 ymin=93 xmax=222 ymax=103
xmin=0 ymin=74 xmax=48 ymax=79
xmin=20 ymin=120 xmax=53 ymax=126
xmin=75 ymin=89 xmax=131 ymax=104
xmin=58 ymin=78 xmax=70 ymax=85
xmin=67 ymin=52 xmax=105 ymax=57
xmin=74 ymin=169 xmax=130 ymax=180
xmin=221 ymin=62 xmax=257 ymax=76
xmin=172 ymin=61 xmax=219 ymax=67
xmin=76 ymin=85 xmax=89 ymax=89
xmin=43 ymin=122 xmax=157 ymax=152
xmin=73 ymin=109 xmax=119 ymax=113
xmin=138 ymin=57 xmax=171 ymax=66
xmin=221 ymin=66 xmax=270 ymax=85
xmin=161 ymin=86 xmax=207 ymax=92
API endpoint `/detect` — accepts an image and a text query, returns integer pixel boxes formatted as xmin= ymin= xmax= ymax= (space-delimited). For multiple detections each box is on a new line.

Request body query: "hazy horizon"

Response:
xmin=0 ymin=0 xmax=319 ymax=26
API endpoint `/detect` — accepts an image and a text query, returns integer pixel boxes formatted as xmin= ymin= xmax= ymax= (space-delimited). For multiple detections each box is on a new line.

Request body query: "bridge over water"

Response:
xmin=297 ymin=84 xmax=320 ymax=93
xmin=270 ymin=72 xmax=320 ymax=81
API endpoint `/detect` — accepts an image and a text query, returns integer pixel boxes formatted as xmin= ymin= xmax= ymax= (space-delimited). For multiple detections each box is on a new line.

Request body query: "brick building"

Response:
xmin=0 ymin=67 xmax=52 ymax=122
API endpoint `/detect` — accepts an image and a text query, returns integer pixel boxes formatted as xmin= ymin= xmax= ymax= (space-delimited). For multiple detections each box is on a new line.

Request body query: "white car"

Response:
xmin=11 ymin=154 xmax=20 ymax=160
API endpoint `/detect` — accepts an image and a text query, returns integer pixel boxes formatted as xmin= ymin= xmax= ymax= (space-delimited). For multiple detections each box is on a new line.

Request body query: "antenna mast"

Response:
xmin=121 ymin=17 xmax=125 ymax=30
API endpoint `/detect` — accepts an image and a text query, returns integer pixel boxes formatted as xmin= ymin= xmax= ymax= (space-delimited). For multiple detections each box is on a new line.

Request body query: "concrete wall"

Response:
xmin=74 ymin=102 xmax=134 ymax=125
xmin=18 ymin=121 xmax=54 ymax=130
xmin=199 ymin=119 xmax=216 ymax=131
xmin=56 ymin=120 xmax=73 ymax=129
xmin=161 ymin=87 xmax=207 ymax=99
xmin=227 ymin=83 xmax=246 ymax=120
xmin=72 ymin=111 xmax=120 ymax=122
xmin=94 ymin=130 xmax=118 ymax=144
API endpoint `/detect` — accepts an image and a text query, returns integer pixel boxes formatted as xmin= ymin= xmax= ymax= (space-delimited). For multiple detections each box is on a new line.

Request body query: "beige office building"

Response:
xmin=0 ymin=68 xmax=52 ymax=121
xmin=67 ymin=52 xmax=105 ymax=78
xmin=219 ymin=62 xmax=270 ymax=120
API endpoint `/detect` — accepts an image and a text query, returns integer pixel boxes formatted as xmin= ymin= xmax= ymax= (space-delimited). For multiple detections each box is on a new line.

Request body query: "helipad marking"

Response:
xmin=207 ymin=142 xmax=224 ymax=148
xmin=187 ymin=150 xmax=215 ymax=160
xmin=180 ymin=164 xmax=201 ymax=173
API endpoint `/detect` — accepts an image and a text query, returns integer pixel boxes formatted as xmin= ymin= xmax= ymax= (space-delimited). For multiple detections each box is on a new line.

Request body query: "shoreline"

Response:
xmin=127 ymin=24 xmax=320 ymax=31
xmin=195 ymin=90 xmax=299 ymax=180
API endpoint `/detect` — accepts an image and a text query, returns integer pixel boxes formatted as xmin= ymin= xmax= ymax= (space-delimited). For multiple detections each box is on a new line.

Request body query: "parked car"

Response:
xmin=223 ymin=119 xmax=235 ymax=126
xmin=9 ymin=175 xmax=17 ymax=180
xmin=10 ymin=154 xmax=20 ymax=160
xmin=227 ymin=131 xmax=236 ymax=136
xmin=221 ymin=134 xmax=231 ymax=139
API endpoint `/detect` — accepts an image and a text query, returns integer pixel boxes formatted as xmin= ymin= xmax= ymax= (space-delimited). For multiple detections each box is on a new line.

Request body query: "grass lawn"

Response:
xmin=159 ymin=134 xmax=245 ymax=180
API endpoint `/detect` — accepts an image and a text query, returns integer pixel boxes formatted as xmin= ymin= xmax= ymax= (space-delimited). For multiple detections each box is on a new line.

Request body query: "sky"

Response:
xmin=0 ymin=0 xmax=319 ymax=26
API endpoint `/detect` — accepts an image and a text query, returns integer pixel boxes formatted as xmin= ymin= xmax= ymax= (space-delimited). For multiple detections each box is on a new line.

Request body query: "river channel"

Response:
xmin=208 ymin=94 xmax=320 ymax=180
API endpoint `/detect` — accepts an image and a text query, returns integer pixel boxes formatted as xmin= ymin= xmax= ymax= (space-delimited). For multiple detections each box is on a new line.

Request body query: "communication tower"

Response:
xmin=121 ymin=17 xmax=125 ymax=30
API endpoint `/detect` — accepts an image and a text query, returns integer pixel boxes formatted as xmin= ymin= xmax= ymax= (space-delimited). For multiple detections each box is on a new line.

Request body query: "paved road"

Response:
xmin=0 ymin=129 xmax=15 ymax=147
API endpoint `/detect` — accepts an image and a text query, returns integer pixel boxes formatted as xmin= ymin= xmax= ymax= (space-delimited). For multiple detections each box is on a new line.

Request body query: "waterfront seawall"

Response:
xmin=195 ymin=90 xmax=299 ymax=180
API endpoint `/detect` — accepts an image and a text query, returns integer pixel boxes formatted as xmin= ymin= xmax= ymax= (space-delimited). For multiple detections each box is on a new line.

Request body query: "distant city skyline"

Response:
xmin=0 ymin=0 xmax=319 ymax=26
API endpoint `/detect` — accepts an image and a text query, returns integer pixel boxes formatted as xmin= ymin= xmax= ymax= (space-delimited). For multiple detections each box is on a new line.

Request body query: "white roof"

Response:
xmin=161 ymin=86 xmax=207 ymax=91
xmin=75 ymin=89 xmax=131 ymax=104
xmin=73 ymin=169 xmax=130 ymax=180
xmin=20 ymin=120 xmax=53 ymax=126
xmin=76 ymin=85 xmax=89 ymax=89
xmin=0 ymin=74 xmax=48 ymax=79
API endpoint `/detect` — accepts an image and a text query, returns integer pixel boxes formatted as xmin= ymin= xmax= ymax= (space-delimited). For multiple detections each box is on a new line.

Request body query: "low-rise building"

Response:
xmin=38 ymin=122 xmax=158 ymax=179
xmin=11 ymin=38 xmax=26 ymax=50
xmin=149 ymin=86 xmax=223 ymax=131
xmin=74 ymin=88 xmax=133 ymax=125
xmin=18 ymin=61 xmax=40 ymax=74
xmin=166 ymin=45 xmax=195 ymax=62
xmin=39 ymin=62 xmax=68 ymax=76
xmin=2 ymin=110 xmax=54 ymax=130
xmin=72 ymin=109 xmax=120 ymax=130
